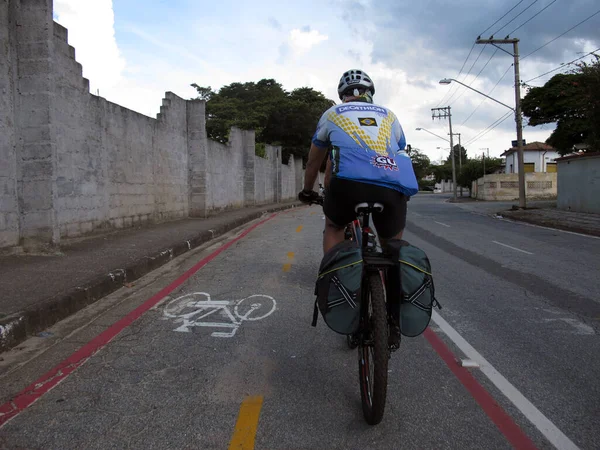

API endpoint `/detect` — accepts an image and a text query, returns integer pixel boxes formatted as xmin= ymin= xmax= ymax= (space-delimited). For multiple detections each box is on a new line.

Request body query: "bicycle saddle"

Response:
xmin=354 ymin=202 xmax=384 ymax=213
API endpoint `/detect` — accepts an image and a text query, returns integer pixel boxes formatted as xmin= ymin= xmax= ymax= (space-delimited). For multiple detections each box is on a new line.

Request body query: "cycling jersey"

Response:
xmin=312 ymin=101 xmax=418 ymax=197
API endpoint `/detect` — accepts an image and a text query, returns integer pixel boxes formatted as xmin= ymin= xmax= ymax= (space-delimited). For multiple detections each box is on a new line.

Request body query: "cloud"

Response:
xmin=53 ymin=0 xmax=125 ymax=93
xmin=289 ymin=27 xmax=329 ymax=55
xmin=268 ymin=17 xmax=282 ymax=30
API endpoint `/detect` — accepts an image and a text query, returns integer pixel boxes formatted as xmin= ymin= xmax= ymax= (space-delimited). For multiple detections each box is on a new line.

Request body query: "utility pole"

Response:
xmin=450 ymin=132 xmax=463 ymax=197
xmin=432 ymin=106 xmax=457 ymax=202
xmin=476 ymin=36 xmax=526 ymax=209
xmin=483 ymin=152 xmax=486 ymax=176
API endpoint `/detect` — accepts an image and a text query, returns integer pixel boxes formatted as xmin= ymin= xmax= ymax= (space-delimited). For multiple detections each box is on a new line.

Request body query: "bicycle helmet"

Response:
xmin=337 ymin=69 xmax=375 ymax=100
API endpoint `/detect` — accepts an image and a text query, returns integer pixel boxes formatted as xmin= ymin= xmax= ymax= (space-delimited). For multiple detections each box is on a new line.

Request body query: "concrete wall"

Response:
xmin=254 ymin=146 xmax=278 ymax=205
xmin=435 ymin=180 xmax=454 ymax=193
xmin=205 ymin=133 xmax=245 ymax=212
xmin=0 ymin=0 xmax=305 ymax=249
xmin=0 ymin=1 xmax=19 ymax=248
xmin=557 ymin=154 xmax=600 ymax=214
xmin=472 ymin=173 xmax=557 ymax=201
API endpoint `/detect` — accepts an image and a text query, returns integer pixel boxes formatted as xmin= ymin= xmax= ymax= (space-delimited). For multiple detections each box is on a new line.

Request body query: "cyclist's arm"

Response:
xmin=303 ymin=142 xmax=328 ymax=192
xmin=391 ymin=113 xmax=407 ymax=152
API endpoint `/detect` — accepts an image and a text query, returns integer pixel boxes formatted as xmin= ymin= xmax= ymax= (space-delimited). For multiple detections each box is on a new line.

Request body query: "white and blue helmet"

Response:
xmin=337 ymin=69 xmax=375 ymax=100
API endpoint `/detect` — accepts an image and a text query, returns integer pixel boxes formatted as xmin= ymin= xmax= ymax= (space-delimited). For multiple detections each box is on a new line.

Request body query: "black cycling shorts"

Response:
xmin=323 ymin=178 xmax=407 ymax=239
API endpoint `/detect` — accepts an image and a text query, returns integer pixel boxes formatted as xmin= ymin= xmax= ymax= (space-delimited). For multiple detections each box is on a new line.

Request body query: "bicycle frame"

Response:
xmin=351 ymin=206 xmax=396 ymax=345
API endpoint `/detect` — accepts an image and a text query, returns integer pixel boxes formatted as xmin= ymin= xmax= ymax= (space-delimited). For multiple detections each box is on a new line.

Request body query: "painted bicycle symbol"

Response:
xmin=162 ymin=292 xmax=276 ymax=337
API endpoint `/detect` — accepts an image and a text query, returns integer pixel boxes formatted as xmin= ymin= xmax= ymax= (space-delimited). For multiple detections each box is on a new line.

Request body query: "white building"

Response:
xmin=501 ymin=141 xmax=560 ymax=173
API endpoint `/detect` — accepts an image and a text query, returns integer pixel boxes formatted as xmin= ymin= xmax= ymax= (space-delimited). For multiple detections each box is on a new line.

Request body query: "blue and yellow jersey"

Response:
xmin=312 ymin=101 xmax=418 ymax=196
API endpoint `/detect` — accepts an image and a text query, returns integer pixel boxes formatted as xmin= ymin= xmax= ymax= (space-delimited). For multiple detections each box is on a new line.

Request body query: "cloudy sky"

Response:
xmin=53 ymin=0 xmax=600 ymax=162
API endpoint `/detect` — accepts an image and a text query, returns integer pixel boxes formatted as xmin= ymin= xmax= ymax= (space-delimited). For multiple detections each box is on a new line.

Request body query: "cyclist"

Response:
xmin=298 ymin=69 xmax=418 ymax=254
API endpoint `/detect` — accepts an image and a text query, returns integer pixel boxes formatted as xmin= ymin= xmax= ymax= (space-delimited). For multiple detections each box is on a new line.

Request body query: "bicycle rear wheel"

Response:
xmin=358 ymin=272 xmax=389 ymax=425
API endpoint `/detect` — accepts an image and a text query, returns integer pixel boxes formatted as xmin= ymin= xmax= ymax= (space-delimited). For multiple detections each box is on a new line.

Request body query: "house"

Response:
xmin=500 ymin=142 xmax=560 ymax=174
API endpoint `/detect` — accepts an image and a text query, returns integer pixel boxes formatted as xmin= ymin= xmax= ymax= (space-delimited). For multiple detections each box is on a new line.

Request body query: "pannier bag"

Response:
xmin=385 ymin=240 xmax=442 ymax=337
xmin=312 ymin=240 xmax=363 ymax=334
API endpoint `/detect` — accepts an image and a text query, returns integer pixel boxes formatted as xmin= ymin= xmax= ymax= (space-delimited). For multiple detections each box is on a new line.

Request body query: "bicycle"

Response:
xmin=309 ymin=195 xmax=398 ymax=425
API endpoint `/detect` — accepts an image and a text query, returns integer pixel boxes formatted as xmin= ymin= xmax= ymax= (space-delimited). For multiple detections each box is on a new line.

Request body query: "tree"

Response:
xmin=190 ymin=84 xmax=214 ymax=101
xmin=445 ymin=144 xmax=467 ymax=167
xmin=432 ymin=163 xmax=452 ymax=184
xmin=406 ymin=146 xmax=431 ymax=181
xmin=456 ymin=156 xmax=504 ymax=188
xmin=522 ymin=54 xmax=600 ymax=155
xmin=191 ymin=80 xmax=335 ymax=163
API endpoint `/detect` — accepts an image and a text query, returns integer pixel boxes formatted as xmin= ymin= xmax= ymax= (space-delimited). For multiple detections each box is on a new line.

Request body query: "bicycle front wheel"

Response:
xmin=358 ymin=272 xmax=389 ymax=425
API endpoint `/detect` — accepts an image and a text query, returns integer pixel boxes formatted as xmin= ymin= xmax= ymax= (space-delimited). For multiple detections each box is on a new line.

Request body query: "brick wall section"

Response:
xmin=0 ymin=1 xmax=19 ymax=247
xmin=11 ymin=0 xmax=59 ymax=248
xmin=187 ymin=100 xmax=207 ymax=217
xmin=205 ymin=131 xmax=245 ymax=212
xmin=254 ymin=147 xmax=277 ymax=205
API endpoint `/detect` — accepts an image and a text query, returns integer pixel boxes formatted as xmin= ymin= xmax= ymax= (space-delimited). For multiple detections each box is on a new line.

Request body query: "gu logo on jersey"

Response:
xmin=371 ymin=155 xmax=399 ymax=171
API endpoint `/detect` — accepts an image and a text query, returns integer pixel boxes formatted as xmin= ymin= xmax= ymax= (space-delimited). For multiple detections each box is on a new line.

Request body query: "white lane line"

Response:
xmin=432 ymin=311 xmax=580 ymax=450
xmin=492 ymin=240 xmax=533 ymax=255
xmin=435 ymin=221 xmax=451 ymax=228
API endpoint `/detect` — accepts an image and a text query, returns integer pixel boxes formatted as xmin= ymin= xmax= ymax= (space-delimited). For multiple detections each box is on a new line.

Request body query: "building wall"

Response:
xmin=504 ymin=150 xmax=561 ymax=173
xmin=473 ymin=173 xmax=557 ymax=201
xmin=557 ymin=154 xmax=600 ymax=214
xmin=0 ymin=1 xmax=19 ymax=247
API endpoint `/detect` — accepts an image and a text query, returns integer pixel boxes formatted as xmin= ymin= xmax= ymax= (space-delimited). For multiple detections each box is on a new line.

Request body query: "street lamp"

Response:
xmin=415 ymin=127 xmax=450 ymax=143
xmin=439 ymin=77 xmax=526 ymax=208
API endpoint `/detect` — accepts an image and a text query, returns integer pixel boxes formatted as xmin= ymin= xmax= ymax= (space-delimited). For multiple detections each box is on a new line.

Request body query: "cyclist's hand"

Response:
xmin=298 ymin=189 xmax=319 ymax=204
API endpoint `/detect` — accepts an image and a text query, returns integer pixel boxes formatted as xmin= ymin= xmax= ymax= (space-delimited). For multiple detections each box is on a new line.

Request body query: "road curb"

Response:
xmin=0 ymin=202 xmax=302 ymax=353
xmin=498 ymin=211 xmax=600 ymax=237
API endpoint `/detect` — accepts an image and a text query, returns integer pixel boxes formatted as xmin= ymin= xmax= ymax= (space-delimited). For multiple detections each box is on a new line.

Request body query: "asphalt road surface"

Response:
xmin=1 ymin=194 xmax=598 ymax=449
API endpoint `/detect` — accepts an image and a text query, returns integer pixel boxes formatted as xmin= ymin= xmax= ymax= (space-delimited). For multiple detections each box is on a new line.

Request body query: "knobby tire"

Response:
xmin=358 ymin=272 xmax=389 ymax=425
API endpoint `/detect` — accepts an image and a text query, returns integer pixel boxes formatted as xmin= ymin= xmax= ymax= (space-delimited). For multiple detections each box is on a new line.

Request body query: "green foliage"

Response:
xmin=522 ymin=55 xmax=600 ymax=155
xmin=255 ymin=142 xmax=266 ymax=158
xmin=457 ymin=157 xmax=504 ymax=188
xmin=406 ymin=146 xmax=431 ymax=181
xmin=445 ymin=145 xmax=468 ymax=166
xmin=432 ymin=163 xmax=452 ymax=183
xmin=191 ymin=79 xmax=335 ymax=163
xmin=418 ymin=179 xmax=436 ymax=191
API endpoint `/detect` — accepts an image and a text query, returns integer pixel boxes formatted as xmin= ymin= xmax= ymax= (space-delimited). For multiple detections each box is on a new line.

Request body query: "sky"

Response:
xmin=53 ymin=0 xmax=600 ymax=163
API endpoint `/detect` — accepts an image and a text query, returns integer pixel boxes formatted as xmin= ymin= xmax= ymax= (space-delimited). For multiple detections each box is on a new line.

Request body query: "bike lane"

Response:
xmin=0 ymin=208 xmax=539 ymax=449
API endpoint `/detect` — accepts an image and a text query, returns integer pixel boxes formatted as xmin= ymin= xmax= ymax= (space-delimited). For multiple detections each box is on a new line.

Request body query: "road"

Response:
xmin=1 ymin=194 xmax=598 ymax=449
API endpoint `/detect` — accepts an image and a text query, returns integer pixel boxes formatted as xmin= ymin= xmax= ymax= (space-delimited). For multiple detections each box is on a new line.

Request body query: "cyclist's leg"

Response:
xmin=322 ymin=177 xmax=360 ymax=254
xmin=367 ymin=186 xmax=408 ymax=348
xmin=323 ymin=218 xmax=345 ymax=254
xmin=324 ymin=159 xmax=333 ymax=191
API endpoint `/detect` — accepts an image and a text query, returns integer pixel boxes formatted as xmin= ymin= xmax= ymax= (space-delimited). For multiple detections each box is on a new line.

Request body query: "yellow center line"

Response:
xmin=287 ymin=252 xmax=295 ymax=260
xmin=228 ymin=396 xmax=264 ymax=450
xmin=282 ymin=263 xmax=292 ymax=272
xmin=296 ymin=225 xmax=303 ymax=232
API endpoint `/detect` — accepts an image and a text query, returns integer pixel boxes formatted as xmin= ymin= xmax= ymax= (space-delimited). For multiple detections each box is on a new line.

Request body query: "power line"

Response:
xmin=508 ymin=0 xmax=558 ymax=35
xmin=493 ymin=0 xmax=539 ymax=36
xmin=450 ymin=48 xmax=499 ymax=107
xmin=436 ymin=43 xmax=476 ymax=107
xmin=460 ymin=64 xmax=513 ymax=126
xmin=479 ymin=0 xmax=525 ymax=36
xmin=522 ymin=7 xmax=600 ymax=60
xmin=523 ymin=47 xmax=600 ymax=83
xmin=464 ymin=111 xmax=513 ymax=147
xmin=445 ymin=45 xmax=488 ymax=105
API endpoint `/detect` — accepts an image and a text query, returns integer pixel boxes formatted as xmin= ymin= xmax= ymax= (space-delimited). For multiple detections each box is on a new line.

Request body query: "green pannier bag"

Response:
xmin=312 ymin=240 xmax=363 ymax=335
xmin=385 ymin=240 xmax=442 ymax=337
